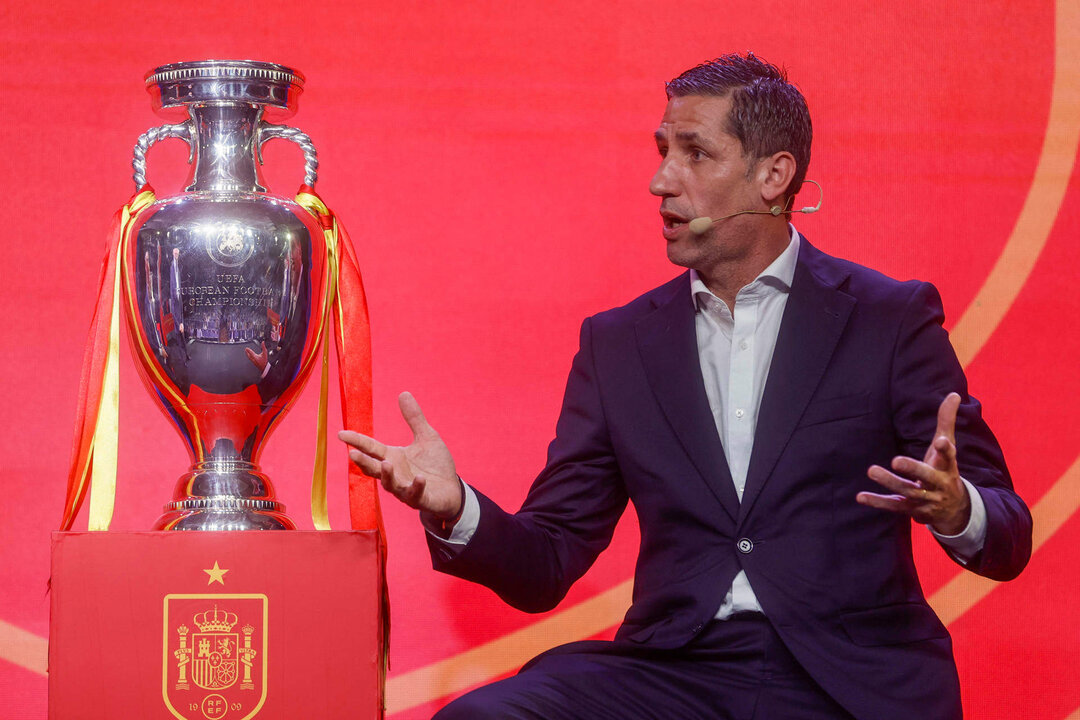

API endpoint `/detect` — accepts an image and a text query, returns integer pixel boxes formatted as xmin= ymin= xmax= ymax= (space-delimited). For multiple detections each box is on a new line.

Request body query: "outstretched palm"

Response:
xmin=339 ymin=392 xmax=462 ymax=518
xmin=857 ymin=392 xmax=971 ymax=535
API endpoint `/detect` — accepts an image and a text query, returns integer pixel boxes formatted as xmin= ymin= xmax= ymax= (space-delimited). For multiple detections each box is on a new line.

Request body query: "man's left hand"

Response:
xmin=857 ymin=392 xmax=971 ymax=535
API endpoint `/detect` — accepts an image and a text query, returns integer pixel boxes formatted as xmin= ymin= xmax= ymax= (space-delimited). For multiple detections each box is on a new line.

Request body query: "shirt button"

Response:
xmin=735 ymin=408 xmax=745 ymax=419
xmin=739 ymin=340 xmax=749 ymax=350
xmin=737 ymin=538 xmax=754 ymax=554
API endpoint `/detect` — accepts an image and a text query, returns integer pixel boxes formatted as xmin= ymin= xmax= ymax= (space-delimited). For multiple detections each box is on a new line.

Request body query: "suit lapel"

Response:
xmin=738 ymin=241 xmax=855 ymax=525
xmin=636 ymin=273 xmax=741 ymax=522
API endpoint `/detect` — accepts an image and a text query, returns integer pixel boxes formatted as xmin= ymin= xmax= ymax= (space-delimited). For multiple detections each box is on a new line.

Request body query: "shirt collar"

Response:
xmin=690 ymin=224 xmax=801 ymax=309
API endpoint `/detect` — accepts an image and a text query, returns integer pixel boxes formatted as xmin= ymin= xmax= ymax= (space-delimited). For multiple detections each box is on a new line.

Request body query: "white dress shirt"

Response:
xmin=691 ymin=228 xmax=800 ymax=617
xmin=433 ymin=225 xmax=987 ymax=621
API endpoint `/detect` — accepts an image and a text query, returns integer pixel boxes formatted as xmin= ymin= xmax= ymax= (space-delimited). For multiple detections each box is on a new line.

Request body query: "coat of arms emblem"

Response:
xmin=164 ymin=594 xmax=267 ymax=720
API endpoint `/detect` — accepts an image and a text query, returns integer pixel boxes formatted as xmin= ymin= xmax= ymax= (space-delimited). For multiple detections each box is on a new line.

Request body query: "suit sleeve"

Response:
xmin=890 ymin=282 xmax=1032 ymax=581
xmin=427 ymin=316 xmax=629 ymax=612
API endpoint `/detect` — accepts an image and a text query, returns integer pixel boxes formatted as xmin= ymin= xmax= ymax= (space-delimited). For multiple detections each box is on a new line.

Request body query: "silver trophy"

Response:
xmin=126 ymin=61 xmax=332 ymax=530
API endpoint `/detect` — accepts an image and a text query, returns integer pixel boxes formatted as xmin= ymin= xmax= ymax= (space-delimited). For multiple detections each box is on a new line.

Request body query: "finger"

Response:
xmin=338 ymin=430 xmax=388 ymax=460
xmin=935 ymin=392 xmax=961 ymax=445
xmin=377 ymin=459 xmax=402 ymax=494
xmin=378 ymin=460 xmax=422 ymax=507
xmin=888 ymin=456 xmax=946 ymax=491
xmin=867 ymin=464 xmax=925 ymax=498
xmin=398 ymin=472 xmax=427 ymax=508
xmin=856 ymin=491 xmax=916 ymax=513
xmin=929 ymin=434 xmax=957 ymax=473
xmin=347 ymin=448 xmax=383 ymax=477
xmin=398 ymin=391 xmax=437 ymax=441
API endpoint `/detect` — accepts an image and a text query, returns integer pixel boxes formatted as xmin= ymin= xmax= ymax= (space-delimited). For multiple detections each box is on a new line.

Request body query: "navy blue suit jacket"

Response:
xmin=430 ymin=238 xmax=1032 ymax=720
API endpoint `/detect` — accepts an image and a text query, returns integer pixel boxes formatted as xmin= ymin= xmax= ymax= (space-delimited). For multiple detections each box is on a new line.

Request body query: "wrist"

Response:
xmin=932 ymin=493 xmax=971 ymax=536
xmin=425 ymin=476 xmax=466 ymax=536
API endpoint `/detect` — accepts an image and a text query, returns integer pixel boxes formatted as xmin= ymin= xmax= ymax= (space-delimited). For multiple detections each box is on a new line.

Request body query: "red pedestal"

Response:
xmin=49 ymin=531 xmax=385 ymax=720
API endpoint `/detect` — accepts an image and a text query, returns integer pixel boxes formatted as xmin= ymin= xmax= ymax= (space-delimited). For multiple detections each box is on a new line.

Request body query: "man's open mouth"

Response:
xmin=660 ymin=210 xmax=689 ymax=230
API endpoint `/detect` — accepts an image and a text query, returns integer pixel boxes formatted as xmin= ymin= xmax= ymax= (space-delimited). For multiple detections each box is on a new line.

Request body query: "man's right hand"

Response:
xmin=338 ymin=391 xmax=463 ymax=519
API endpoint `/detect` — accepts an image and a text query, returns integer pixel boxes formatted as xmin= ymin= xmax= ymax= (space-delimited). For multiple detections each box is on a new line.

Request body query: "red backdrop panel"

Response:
xmin=1 ymin=1 xmax=1077 ymax=718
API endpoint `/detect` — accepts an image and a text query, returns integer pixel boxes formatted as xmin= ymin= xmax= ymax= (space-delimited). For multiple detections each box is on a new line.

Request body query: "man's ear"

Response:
xmin=757 ymin=151 xmax=797 ymax=206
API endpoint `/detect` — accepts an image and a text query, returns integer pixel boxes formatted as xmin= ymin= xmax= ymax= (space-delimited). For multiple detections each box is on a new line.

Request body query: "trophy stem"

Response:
xmin=153 ymin=459 xmax=296 ymax=531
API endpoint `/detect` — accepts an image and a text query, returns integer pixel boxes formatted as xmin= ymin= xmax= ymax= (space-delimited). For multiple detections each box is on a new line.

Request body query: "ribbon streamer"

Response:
xmin=295 ymin=186 xmax=388 ymax=708
xmin=294 ymin=187 xmax=381 ymax=535
xmin=61 ymin=188 xmax=155 ymax=531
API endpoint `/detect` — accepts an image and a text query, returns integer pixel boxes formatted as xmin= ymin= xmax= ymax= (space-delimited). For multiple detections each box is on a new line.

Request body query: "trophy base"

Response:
xmin=154 ymin=499 xmax=297 ymax=531
xmin=156 ymin=461 xmax=297 ymax=530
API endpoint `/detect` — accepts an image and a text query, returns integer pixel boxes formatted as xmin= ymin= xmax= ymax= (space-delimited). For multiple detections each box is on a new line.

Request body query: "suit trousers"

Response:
xmin=433 ymin=614 xmax=857 ymax=720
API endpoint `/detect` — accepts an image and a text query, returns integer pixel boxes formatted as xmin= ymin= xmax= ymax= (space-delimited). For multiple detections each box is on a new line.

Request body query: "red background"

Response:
xmin=2 ymin=1 xmax=1078 ymax=718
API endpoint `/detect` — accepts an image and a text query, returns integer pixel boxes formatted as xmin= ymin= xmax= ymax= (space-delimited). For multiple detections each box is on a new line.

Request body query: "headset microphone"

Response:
xmin=688 ymin=179 xmax=823 ymax=235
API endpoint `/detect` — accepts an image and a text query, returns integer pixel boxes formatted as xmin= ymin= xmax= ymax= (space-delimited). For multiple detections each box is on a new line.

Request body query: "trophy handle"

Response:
xmin=257 ymin=123 xmax=319 ymax=188
xmin=132 ymin=122 xmax=194 ymax=190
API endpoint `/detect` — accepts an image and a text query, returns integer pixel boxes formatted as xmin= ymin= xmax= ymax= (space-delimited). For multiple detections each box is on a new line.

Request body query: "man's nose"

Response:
xmin=649 ymin=159 xmax=678 ymax=197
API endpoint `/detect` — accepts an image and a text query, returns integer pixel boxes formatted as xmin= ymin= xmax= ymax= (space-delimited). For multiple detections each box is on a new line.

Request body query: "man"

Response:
xmin=340 ymin=54 xmax=1031 ymax=719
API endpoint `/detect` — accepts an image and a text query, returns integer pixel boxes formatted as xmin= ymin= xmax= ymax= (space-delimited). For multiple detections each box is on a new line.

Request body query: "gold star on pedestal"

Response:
xmin=204 ymin=561 xmax=229 ymax=586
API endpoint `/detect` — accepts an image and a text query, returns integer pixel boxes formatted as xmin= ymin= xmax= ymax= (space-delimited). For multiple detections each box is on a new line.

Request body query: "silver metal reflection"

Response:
xmin=127 ymin=60 xmax=330 ymax=530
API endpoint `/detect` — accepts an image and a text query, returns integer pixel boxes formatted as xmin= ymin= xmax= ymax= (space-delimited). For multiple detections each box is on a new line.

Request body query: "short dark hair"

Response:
xmin=666 ymin=53 xmax=812 ymax=196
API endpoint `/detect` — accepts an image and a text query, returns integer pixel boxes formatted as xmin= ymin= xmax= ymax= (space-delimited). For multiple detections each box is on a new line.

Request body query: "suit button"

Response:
xmin=692 ymin=623 xmax=704 ymax=633
xmin=737 ymin=538 xmax=754 ymax=554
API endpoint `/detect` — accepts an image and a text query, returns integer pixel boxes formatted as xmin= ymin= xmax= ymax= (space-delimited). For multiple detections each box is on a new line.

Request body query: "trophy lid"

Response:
xmin=145 ymin=60 xmax=305 ymax=120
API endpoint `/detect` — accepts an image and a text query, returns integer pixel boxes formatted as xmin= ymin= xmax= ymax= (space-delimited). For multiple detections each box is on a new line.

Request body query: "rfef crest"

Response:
xmin=164 ymin=594 xmax=267 ymax=720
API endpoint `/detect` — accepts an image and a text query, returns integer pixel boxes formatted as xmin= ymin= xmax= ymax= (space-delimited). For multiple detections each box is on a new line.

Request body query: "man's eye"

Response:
xmin=690 ymin=148 xmax=707 ymax=161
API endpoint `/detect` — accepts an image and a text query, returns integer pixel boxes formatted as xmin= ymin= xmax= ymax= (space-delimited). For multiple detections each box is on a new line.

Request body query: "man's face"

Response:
xmin=649 ymin=94 xmax=764 ymax=272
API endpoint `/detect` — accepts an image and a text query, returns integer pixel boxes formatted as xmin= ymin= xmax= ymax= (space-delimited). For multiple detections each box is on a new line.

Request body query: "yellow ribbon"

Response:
xmin=86 ymin=190 xmax=155 ymax=531
xmin=295 ymin=191 xmax=340 ymax=531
